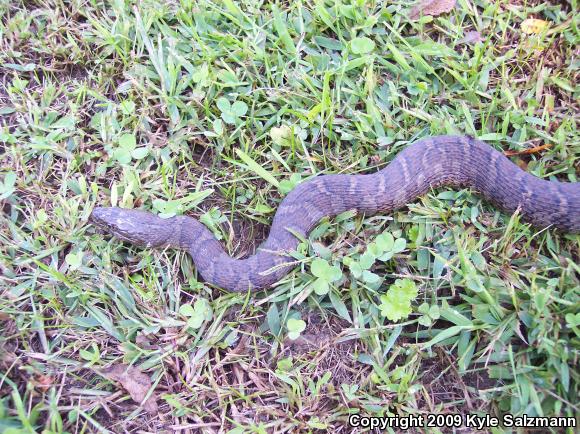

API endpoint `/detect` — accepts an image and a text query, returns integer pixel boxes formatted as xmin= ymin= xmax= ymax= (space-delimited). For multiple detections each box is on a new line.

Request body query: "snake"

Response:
xmin=90 ymin=135 xmax=580 ymax=292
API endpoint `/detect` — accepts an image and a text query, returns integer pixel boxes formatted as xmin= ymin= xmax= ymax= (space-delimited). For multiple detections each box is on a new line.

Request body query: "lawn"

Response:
xmin=0 ymin=0 xmax=579 ymax=432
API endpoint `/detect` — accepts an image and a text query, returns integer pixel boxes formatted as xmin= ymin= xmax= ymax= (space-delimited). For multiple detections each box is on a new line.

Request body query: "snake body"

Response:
xmin=91 ymin=136 xmax=580 ymax=292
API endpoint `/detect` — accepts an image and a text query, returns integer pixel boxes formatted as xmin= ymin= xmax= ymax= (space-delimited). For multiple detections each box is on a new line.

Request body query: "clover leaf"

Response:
xmin=361 ymin=270 xmax=381 ymax=284
xmin=350 ymin=262 xmax=377 ymax=284
xmin=216 ymin=97 xmax=248 ymax=125
xmin=112 ymin=133 xmax=148 ymax=164
xmin=33 ymin=208 xmax=48 ymax=229
xmin=113 ymin=133 xmax=136 ymax=164
xmin=376 ymin=232 xmax=406 ymax=261
xmin=120 ymin=100 xmax=135 ymax=115
xmin=287 ymin=318 xmax=306 ymax=340
xmin=152 ymin=198 xmax=183 ymax=219
xmin=350 ymin=36 xmax=375 ymax=54
xmin=565 ymin=313 xmax=580 ymax=337
xmin=379 ymin=278 xmax=418 ymax=322
xmin=179 ymin=298 xmax=213 ymax=330
xmin=566 ymin=312 xmax=580 ymax=327
xmin=0 ymin=171 xmax=16 ymax=200
xmin=344 ymin=231 xmax=408 ymax=287
xmin=344 ymin=250 xmax=381 ymax=284
xmin=213 ymin=118 xmax=224 ymax=135
xmin=200 ymin=207 xmax=228 ymax=240
xmin=417 ymin=302 xmax=441 ymax=327
xmin=277 ymin=357 xmax=293 ymax=371
xmin=359 ymin=251 xmax=375 ymax=269
xmin=65 ymin=250 xmax=84 ymax=270
xmin=191 ymin=63 xmax=211 ymax=87
xmin=278 ymin=173 xmax=302 ymax=194
xmin=310 ymin=258 xmax=342 ymax=295
xmin=375 ymin=232 xmax=394 ymax=252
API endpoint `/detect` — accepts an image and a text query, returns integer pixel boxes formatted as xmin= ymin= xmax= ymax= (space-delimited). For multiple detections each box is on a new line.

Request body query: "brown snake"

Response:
xmin=91 ymin=135 xmax=580 ymax=292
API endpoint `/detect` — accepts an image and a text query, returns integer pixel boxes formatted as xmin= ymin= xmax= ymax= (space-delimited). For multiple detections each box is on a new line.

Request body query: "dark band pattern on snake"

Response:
xmin=90 ymin=135 xmax=580 ymax=292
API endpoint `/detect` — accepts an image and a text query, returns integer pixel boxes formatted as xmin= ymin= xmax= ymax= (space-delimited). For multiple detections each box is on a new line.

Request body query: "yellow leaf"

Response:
xmin=521 ymin=18 xmax=550 ymax=34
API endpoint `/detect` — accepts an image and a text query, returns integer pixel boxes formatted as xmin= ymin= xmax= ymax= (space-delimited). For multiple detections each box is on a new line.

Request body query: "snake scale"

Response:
xmin=91 ymin=135 xmax=580 ymax=292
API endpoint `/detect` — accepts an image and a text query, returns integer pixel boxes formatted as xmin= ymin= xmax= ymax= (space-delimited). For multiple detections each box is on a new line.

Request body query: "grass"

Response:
xmin=1 ymin=0 xmax=579 ymax=432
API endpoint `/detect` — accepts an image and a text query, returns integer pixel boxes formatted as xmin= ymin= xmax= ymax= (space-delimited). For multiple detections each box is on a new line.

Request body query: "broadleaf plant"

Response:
xmin=379 ymin=279 xmax=419 ymax=322
xmin=310 ymin=258 xmax=342 ymax=295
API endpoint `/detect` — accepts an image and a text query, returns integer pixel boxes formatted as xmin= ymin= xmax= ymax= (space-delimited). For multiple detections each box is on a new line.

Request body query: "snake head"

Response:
xmin=90 ymin=207 xmax=175 ymax=248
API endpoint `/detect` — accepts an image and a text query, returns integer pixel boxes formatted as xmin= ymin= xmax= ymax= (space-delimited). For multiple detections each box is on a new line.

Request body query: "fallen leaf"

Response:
xmin=457 ymin=31 xmax=483 ymax=45
xmin=100 ymin=364 xmax=158 ymax=414
xmin=247 ymin=371 xmax=268 ymax=390
xmin=135 ymin=333 xmax=156 ymax=349
xmin=515 ymin=159 xmax=528 ymax=171
xmin=34 ymin=374 xmax=54 ymax=392
xmin=521 ymin=18 xmax=550 ymax=34
xmin=410 ymin=0 xmax=457 ymax=20
xmin=504 ymin=143 xmax=552 ymax=157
